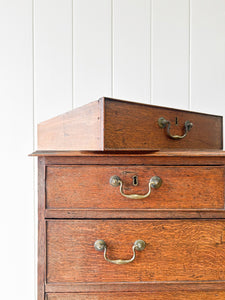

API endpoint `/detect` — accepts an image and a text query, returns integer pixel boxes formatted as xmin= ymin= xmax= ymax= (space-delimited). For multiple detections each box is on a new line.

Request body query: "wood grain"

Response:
xmin=38 ymin=100 xmax=103 ymax=151
xmin=46 ymin=157 xmax=225 ymax=169
xmin=46 ymin=220 xmax=225 ymax=283
xmin=45 ymin=281 xmax=225 ymax=293
xmin=31 ymin=150 xmax=225 ymax=171
xmin=37 ymin=98 xmax=223 ymax=151
xmin=47 ymin=291 xmax=225 ymax=300
xmin=32 ymin=151 xmax=225 ymax=168
xmin=38 ymin=158 xmax=46 ymax=300
xmin=31 ymin=150 xmax=225 ymax=157
xmin=104 ymin=98 xmax=222 ymax=150
xmin=45 ymin=209 xmax=225 ymax=219
xmin=46 ymin=165 xmax=225 ymax=209
xmin=38 ymin=153 xmax=225 ymax=297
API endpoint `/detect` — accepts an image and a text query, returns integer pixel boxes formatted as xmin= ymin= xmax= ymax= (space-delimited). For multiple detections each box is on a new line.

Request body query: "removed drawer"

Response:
xmin=38 ymin=98 xmax=223 ymax=151
xmin=46 ymin=165 xmax=225 ymax=209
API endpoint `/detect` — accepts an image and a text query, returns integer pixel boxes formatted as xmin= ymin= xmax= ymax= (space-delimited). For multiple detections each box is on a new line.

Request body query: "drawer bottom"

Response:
xmin=47 ymin=291 xmax=225 ymax=300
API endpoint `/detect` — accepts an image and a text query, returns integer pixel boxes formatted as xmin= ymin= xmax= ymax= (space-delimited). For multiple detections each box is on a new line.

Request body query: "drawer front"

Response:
xmin=46 ymin=165 xmax=225 ymax=209
xmin=104 ymin=99 xmax=223 ymax=150
xmin=46 ymin=220 xmax=225 ymax=284
xmin=47 ymin=291 xmax=225 ymax=300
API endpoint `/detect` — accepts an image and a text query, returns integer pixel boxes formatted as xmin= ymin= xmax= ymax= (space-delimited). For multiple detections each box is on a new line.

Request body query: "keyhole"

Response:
xmin=132 ymin=175 xmax=138 ymax=186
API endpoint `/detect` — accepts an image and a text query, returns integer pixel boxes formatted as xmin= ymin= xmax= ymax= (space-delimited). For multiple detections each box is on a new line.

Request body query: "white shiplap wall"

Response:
xmin=0 ymin=0 xmax=225 ymax=299
xmin=0 ymin=1 xmax=34 ymax=299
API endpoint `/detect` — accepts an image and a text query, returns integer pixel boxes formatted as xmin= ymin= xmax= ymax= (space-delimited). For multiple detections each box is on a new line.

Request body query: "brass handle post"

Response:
xmin=94 ymin=239 xmax=146 ymax=265
xmin=158 ymin=117 xmax=193 ymax=139
xmin=110 ymin=175 xmax=162 ymax=200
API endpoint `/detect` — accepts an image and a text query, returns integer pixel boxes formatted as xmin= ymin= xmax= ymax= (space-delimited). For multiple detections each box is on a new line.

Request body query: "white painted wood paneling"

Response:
xmin=1 ymin=2 xmax=225 ymax=300
xmin=35 ymin=0 xmax=73 ymax=122
xmin=113 ymin=0 xmax=151 ymax=103
xmin=191 ymin=0 xmax=225 ymax=116
xmin=0 ymin=1 xmax=34 ymax=299
xmin=152 ymin=0 xmax=190 ymax=109
xmin=73 ymin=0 xmax=111 ymax=107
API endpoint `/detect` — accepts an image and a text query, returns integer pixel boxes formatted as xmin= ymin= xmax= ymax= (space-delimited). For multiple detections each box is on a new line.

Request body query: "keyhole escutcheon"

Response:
xmin=132 ymin=175 xmax=138 ymax=186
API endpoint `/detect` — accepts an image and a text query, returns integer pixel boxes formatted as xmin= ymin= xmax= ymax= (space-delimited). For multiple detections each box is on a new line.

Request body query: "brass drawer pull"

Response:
xmin=110 ymin=175 xmax=162 ymax=199
xmin=158 ymin=117 xmax=193 ymax=139
xmin=94 ymin=239 xmax=146 ymax=265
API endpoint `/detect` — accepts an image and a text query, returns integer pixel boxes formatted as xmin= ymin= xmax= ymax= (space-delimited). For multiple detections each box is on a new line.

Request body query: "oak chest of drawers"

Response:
xmin=34 ymin=151 xmax=225 ymax=300
xmin=33 ymin=98 xmax=225 ymax=299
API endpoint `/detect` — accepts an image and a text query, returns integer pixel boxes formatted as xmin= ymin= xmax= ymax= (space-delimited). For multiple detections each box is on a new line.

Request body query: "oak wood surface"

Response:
xmin=45 ymin=209 xmax=225 ymax=219
xmin=46 ymin=291 xmax=225 ymax=300
xmin=104 ymin=98 xmax=223 ymax=150
xmin=37 ymin=153 xmax=225 ymax=297
xmin=31 ymin=150 xmax=225 ymax=156
xmin=33 ymin=153 xmax=225 ymax=169
xmin=30 ymin=149 xmax=225 ymax=158
xmin=38 ymin=159 xmax=46 ymax=300
xmin=38 ymin=100 xmax=103 ymax=151
xmin=46 ymin=165 xmax=225 ymax=209
xmin=46 ymin=219 xmax=225 ymax=283
xmin=37 ymin=98 xmax=223 ymax=151
xmin=45 ymin=281 xmax=225 ymax=293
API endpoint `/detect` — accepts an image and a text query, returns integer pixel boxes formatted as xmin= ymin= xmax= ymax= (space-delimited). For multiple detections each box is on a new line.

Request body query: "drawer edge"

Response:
xmin=45 ymin=209 xmax=225 ymax=219
xmin=45 ymin=281 xmax=225 ymax=293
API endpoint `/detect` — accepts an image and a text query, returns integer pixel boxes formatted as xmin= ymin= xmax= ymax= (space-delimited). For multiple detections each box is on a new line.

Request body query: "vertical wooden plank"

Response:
xmin=191 ymin=0 xmax=225 ymax=116
xmin=113 ymin=0 xmax=151 ymax=103
xmin=35 ymin=0 xmax=73 ymax=122
xmin=73 ymin=0 xmax=111 ymax=107
xmin=152 ymin=0 xmax=189 ymax=109
xmin=0 ymin=1 xmax=34 ymax=299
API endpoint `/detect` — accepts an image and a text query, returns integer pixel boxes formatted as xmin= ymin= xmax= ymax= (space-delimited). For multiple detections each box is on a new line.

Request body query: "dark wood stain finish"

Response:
xmin=46 ymin=219 xmax=225 ymax=283
xmin=46 ymin=165 xmax=225 ymax=209
xmin=45 ymin=281 xmax=225 ymax=293
xmin=45 ymin=209 xmax=225 ymax=219
xmin=36 ymin=151 xmax=225 ymax=299
xmin=38 ymin=158 xmax=46 ymax=300
xmin=104 ymin=98 xmax=223 ymax=150
xmin=38 ymin=100 xmax=103 ymax=151
xmin=37 ymin=98 xmax=223 ymax=151
xmin=47 ymin=291 xmax=225 ymax=300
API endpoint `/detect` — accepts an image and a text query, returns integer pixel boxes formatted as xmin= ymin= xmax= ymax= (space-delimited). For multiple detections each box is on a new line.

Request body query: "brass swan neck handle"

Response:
xmin=158 ymin=117 xmax=193 ymax=140
xmin=94 ymin=239 xmax=146 ymax=265
xmin=110 ymin=175 xmax=162 ymax=200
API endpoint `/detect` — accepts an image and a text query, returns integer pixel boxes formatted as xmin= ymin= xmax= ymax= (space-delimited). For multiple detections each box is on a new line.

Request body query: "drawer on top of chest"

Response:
xmin=46 ymin=219 xmax=225 ymax=284
xmin=37 ymin=98 xmax=223 ymax=151
xmin=46 ymin=165 xmax=225 ymax=209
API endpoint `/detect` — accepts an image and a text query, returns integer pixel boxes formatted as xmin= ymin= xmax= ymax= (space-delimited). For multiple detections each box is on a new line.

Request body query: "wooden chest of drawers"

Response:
xmin=34 ymin=151 xmax=225 ymax=300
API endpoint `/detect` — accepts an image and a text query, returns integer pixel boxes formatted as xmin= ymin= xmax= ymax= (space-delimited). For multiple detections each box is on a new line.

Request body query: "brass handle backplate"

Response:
xmin=158 ymin=117 xmax=193 ymax=139
xmin=94 ymin=239 xmax=146 ymax=265
xmin=110 ymin=175 xmax=162 ymax=199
